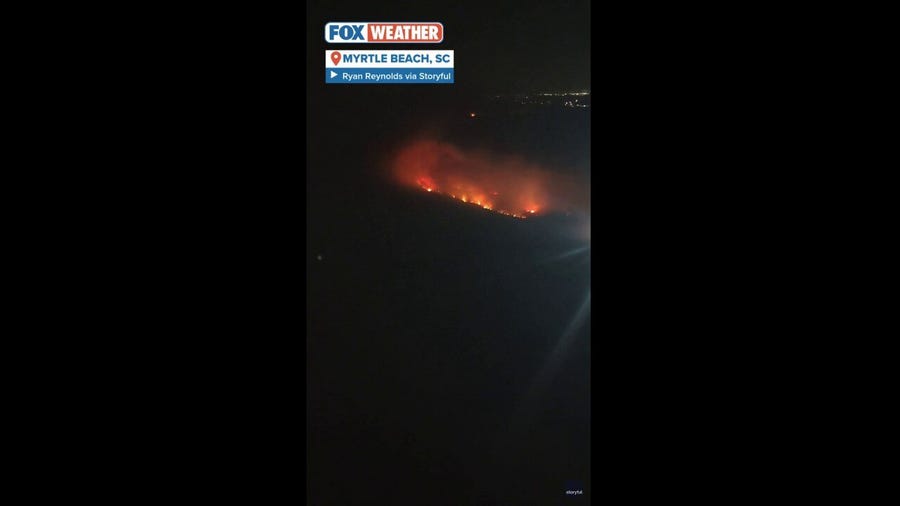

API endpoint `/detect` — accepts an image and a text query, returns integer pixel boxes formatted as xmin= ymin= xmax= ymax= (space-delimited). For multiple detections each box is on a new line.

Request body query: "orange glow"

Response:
xmin=470 ymin=113 xmax=476 ymax=118
xmin=391 ymin=140 xmax=589 ymax=219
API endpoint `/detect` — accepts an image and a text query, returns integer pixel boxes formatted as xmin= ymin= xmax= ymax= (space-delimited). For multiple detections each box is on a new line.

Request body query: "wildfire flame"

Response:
xmin=391 ymin=140 xmax=579 ymax=220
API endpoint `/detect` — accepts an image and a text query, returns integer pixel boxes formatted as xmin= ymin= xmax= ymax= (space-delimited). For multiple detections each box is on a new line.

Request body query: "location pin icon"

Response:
xmin=330 ymin=51 xmax=341 ymax=65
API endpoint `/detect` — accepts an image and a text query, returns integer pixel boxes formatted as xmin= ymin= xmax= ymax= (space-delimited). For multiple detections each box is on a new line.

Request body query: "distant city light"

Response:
xmin=492 ymin=91 xmax=591 ymax=109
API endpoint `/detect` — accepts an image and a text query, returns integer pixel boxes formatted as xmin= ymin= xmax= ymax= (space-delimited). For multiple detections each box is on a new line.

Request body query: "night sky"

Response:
xmin=307 ymin=0 xmax=591 ymax=95
xmin=307 ymin=1 xmax=591 ymax=504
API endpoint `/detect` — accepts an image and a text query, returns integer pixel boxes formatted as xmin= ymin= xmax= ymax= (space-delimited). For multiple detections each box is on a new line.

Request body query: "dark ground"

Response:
xmin=307 ymin=88 xmax=591 ymax=505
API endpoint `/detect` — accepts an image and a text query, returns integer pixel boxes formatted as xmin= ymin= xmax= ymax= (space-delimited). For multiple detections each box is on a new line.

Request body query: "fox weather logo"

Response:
xmin=325 ymin=22 xmax=444 ymax=43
